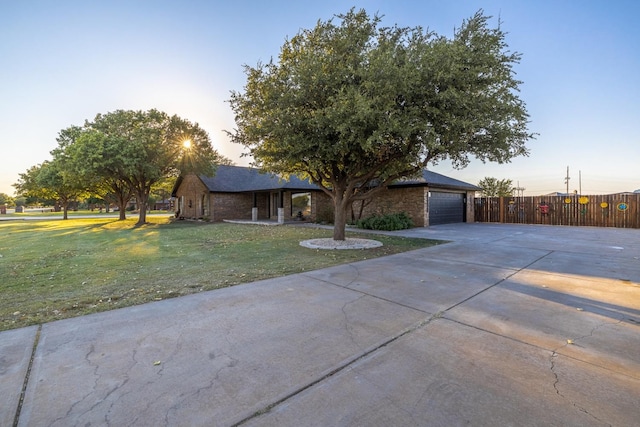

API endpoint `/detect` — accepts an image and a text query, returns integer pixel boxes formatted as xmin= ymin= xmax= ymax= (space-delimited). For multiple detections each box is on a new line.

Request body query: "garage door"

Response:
xmin=429 ymin=192 xmax=465 ymax=225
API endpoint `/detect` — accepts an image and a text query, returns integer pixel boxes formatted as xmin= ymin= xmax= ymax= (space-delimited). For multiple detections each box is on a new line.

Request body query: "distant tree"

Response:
xmin=478 ymin=177 xmax=514 ymax=197
xmin=229 ymin=9 xmax=533 ymax=240
xmin=14 ymin=158 xmax=85 ymax=219
xmin=14 ymin=196 xmax=27 ymax=207
xmin=0 ymin=193 xmax=14 ymax=206
xmin=150 ymin=178 xmax=176 ymax=210
xmin=84 ymin=109 xmax=230 ymax=225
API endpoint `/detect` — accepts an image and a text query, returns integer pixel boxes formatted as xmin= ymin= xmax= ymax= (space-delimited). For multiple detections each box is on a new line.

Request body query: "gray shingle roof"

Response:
xmin=390 ymin=170 xmax=481 ymax=191
xmin=174 ymin=165 xmax=479 ymax=195
xmin=199 ymin=165 xmax=319 ymax=192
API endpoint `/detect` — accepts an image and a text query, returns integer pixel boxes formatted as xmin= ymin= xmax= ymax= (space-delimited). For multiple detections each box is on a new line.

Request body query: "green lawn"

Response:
xmin=1 ymin=209 xmax=169 ymax=217
xmin=0 ymin=218 xmax=442 ymax=331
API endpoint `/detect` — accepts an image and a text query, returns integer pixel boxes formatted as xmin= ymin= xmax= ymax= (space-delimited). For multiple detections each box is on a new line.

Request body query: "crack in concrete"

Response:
xmin=300 ymin=262 xmax=361 ymax=290
xmin=338 ymin=263 xmax=361 ymax=288
xmin=340 ymin=294 xmax=367 ymax=346
xmin=159 ymin=351 xmax=239 ymax=427
xmin=303 ymin=264 xmax=432 ymax=315
xmin=549 ymin=352 xmax=562 ymax=396
xmin=547 ymin=317 xmax=626 ymax=427
xmin=550 ymin=350 xmax=613 ymax=426
xmin=232 ymin=315 xmax=439 ymax=426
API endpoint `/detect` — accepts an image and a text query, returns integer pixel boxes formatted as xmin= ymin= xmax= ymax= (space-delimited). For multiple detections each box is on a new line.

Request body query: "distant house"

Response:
xmin=171 ymin=165 xmax=479 ymax=226
xmin=153 ymin=199 xmax=171 ymax=211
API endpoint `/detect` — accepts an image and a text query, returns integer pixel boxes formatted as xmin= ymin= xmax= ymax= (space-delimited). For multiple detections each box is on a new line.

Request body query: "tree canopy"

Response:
xmin=478 ymin=177 xmax=514 ymax=197
xmin=14 ymin=109 xmax=229 ymax=224
xmin=228 ymin=8 xmax=534 ymax=240
xmin=82 ymin=109 xmax=226 ymax=224
xmin=13 ymin=159 xmax=86 ymax=219
xmin=0 ymin=193 xmax=14 ymax=206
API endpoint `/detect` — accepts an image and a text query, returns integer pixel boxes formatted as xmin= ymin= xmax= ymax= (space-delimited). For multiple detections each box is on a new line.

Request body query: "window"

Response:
xmin=291 ymin=192 xmax=311 ymax=218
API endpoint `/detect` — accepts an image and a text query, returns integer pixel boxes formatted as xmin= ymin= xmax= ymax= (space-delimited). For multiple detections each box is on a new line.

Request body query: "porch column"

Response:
xmin=277 ymin=190 xmax=284 ymax=224
xmin=252 ymin=193 xmax=258 ymax=221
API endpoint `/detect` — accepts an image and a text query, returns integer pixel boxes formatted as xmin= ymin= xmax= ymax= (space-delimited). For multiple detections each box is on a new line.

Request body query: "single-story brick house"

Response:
xmin=171 ymin=165 xmax=480 ymax=226
xmin=171 ymin=165 xmax=329 ymax=222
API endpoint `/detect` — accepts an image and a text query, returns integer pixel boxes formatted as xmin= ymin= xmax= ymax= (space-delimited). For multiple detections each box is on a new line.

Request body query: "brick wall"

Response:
xmin=212 ymin=193 xmax=253 ymax=221
xmin=311 ymin=191 xmax=334 ymax=223
xmin=174 ymin=175 xmax=209 ymax=219
xmin=355 ymin=186 xmax=427 ymax=226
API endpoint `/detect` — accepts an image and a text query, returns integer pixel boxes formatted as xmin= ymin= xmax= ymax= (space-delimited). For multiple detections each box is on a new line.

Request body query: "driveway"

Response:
xmin=2 ymin=223 xmax=639 ymax=426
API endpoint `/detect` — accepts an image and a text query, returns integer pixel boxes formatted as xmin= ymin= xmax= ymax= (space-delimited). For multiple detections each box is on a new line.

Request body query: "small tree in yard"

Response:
xmin=228 ymin=8 xmax=534 ymax=240
xmin=15 ymin=126 xmax=88 ymax=219
xmin=478 ymin=177 xmax=514 ymax=197
xmin=14 ymin=160 xmax=85 ymax=219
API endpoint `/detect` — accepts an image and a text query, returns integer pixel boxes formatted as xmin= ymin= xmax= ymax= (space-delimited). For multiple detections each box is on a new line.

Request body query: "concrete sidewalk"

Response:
xmin=2 ymin=223 xmax=639 ymax=426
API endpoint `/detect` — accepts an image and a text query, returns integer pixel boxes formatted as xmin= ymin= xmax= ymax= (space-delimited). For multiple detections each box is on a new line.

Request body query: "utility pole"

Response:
xmin=579 ymin=170 xmax=582 ymax=195
xmin=564 ymin=166 xmax=570 ymax=196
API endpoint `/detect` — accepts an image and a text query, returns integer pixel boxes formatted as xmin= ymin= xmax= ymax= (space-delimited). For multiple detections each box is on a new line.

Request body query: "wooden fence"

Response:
xmin=474 ymin=194 xmax=640 ymax=229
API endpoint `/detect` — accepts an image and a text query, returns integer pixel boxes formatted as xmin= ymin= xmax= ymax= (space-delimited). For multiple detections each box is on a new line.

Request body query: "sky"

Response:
xmin=1 ymin=0 xmax=639 ymax=196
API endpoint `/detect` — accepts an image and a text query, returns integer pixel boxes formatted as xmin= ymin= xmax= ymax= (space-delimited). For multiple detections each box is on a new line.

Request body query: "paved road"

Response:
xmin=1 ymin=223 xmax=639 ymax=426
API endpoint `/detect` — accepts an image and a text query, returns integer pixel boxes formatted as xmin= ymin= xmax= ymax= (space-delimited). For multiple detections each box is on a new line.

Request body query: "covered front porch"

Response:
xmin=239 ymin=190 xmax=314 ymax=224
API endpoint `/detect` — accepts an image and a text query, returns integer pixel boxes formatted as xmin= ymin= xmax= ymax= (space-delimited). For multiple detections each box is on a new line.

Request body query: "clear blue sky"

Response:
xmin=1 ymin=0 xmax=639 ymax=196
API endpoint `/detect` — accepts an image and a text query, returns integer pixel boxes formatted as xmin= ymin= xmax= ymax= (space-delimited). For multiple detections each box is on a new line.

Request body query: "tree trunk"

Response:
xmin=135 ymin=190 xmax=149 ymax=225
xmin=333 ymin=206 xmax=347 ymax=240
xmin=116 ymin=194 xmax=127 ymax=220
xmin=357 ymin=198 xmax=369 ymax=220
xmin=332 ymin=189 xmax=349 ymax=241
xmin=137 ymin=199 xmax=147 ymax=225
xmin=62 ymin=202 xmax=69 ymax=220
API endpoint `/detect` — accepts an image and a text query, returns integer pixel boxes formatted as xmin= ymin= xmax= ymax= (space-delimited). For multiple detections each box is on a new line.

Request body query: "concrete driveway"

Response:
xmin=2 ymin=223 xmax=639 ymax=426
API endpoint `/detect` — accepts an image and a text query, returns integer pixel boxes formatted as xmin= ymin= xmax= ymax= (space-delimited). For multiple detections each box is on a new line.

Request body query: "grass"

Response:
xmin=1 ymin=209 xmax=169 ymax=217
xmin=0 ymin=217 xmax=443 ymax=331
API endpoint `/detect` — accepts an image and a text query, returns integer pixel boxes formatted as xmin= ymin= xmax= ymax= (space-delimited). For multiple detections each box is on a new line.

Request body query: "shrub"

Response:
xmin=356 ymin=212 xmax=413 ymax=231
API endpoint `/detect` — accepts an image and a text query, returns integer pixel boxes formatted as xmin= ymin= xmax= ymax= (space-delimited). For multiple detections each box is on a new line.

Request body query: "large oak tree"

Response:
xmin=85 ymin=109 xmax=226 ymax=225
xmin=65 ymin=129 xmax=134 ymax=220
xmin=229 ymin=9 xmax=534 ymax=240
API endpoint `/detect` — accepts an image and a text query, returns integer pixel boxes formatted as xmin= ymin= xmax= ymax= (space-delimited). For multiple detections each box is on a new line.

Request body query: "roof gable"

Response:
xmin=391 ymin=170 xmax=481 ymax=191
